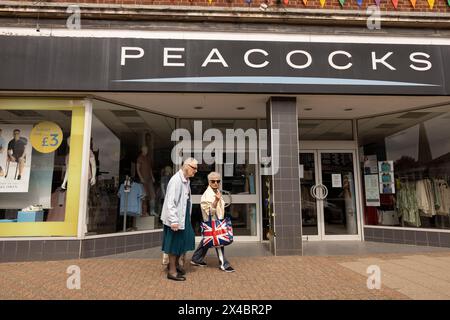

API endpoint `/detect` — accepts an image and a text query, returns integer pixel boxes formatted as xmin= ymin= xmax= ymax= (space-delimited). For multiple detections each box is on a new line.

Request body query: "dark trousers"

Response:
xmin=191 ymin=240 xmax=231 ymax=269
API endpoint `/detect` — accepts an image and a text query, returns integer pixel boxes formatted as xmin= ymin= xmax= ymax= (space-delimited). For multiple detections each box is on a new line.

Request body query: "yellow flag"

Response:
xmin=320 ymin=0 xmax=325 ymax=7
xmin=427 ymin=0 xmax=434 ymax=8
xmin=410 ymin=0 xmax=416 ymax=7
xmin=303 ymin=0 xmax=308 ymax=5
xmin=208 ymin=0 xmax=213 ymax=4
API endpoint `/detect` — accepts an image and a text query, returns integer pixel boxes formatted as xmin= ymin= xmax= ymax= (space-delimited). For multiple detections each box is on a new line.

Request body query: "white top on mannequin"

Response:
xmin=61 ymin=137 xmax=97 ymax=190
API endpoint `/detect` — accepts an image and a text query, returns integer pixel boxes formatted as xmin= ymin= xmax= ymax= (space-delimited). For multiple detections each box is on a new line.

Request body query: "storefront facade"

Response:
xmin=1 ymin=4 xmax=450 ymax=261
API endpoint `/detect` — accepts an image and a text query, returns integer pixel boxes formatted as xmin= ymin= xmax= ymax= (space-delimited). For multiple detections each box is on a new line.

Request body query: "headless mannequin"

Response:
xmin=61 ymin=137 xmax=97 ymax=189
xmin=137 ymin=146 xmax=156 ymax=216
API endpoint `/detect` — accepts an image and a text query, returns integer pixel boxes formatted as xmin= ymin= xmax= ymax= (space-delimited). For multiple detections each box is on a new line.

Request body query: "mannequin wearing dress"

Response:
xmin=137 ymin=146 xmax=156 ymax=216
xmin=61 ymin=137 xmax=97 ymax=190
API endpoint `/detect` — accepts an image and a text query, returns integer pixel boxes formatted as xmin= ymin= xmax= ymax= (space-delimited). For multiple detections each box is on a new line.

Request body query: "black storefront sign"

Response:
xmin=0 ymin=36 xmax=449 ymax=94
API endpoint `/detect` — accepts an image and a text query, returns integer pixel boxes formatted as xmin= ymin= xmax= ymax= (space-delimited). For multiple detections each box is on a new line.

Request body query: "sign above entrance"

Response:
xmin=0 ymin=35 xmax=449 ymax=94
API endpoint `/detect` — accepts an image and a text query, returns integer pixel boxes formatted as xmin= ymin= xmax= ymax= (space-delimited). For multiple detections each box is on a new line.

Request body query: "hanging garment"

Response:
xmin=397 ymin=181 xmax=420 ymax=227
xmin=435 ymin=179 xmax=450 ymax=216
xmin=118 ymin=182 xmax=146 ymax=216
xmin=416 ymin=179 xmax=435 ymax=217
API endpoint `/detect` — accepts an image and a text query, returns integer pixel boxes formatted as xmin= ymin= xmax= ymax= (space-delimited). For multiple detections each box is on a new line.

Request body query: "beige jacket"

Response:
xmin=200 ymin=186 xmax=225 ymax=221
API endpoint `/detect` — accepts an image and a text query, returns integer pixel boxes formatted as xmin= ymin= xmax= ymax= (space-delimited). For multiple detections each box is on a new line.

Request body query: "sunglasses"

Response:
xmin=210 ymin=180 xmax=221 ymax=183
xmin=188 ymin=164 xmax=198 ymax=171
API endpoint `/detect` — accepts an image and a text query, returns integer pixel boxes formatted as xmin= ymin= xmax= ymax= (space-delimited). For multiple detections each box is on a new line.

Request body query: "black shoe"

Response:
xmin=221 ymin=266 xmax=235 ymax=273
xmin=167 ymin=273 xmax=186 ymax=281
xmin=176 ymin=266 xmax=186 ymax=276
xmin=190 ymin=260 xmax=207 ymax=267
xmin=17 ymin=175 xmax=21 ymax=180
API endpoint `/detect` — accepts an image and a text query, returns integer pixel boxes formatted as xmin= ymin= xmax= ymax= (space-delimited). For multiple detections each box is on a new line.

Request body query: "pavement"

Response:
xmin=1 ymin=242 xmax=450 ymax=300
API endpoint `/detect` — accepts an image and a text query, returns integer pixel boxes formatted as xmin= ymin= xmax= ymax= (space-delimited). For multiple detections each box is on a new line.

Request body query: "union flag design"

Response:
xmin=201 ymin=218 xmax=234 ymax=248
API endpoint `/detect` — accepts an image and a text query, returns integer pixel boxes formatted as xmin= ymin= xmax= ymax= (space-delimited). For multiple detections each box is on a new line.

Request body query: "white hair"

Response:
xmin=207 ymin=171 xmax=221 ymax=180
xmin=183 ymin=157 xmax=198 ymax=167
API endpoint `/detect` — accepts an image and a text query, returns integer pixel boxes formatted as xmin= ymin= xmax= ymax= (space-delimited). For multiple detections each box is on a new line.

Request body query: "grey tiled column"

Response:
xmin=267 ymin=97 xmax=302 ymax=256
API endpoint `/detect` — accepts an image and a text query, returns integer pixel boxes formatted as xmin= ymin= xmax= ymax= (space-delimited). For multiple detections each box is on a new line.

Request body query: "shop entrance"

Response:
xmin=300 ymin=149 xmax=362 ymax=241
xmin=188 ymin=150 xmax=260 ymax=242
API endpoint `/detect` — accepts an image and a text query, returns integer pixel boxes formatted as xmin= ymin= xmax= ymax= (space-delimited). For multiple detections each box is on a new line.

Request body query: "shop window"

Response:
xmin=0 ymin=100 xmax=85 ymax=237
xmin=88 ymin=101 xmax=175 ymax=235
xmin=358 ymin=105 xmax=450 ymax=230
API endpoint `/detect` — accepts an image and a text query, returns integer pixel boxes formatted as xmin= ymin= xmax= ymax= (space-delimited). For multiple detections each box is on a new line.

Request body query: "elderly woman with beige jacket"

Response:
xmin=190 ymin=172 xmax=235 ymax=273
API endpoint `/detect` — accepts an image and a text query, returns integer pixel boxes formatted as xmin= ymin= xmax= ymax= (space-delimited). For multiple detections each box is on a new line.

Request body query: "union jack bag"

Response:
xmin=200 ymin=214 xmax=234 ymax=248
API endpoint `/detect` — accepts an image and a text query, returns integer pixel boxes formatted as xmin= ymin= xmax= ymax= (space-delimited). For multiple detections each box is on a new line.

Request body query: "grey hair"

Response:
xmin=208 ymin=171 xmax=221 ymax=181
xmin=183 ymin=157 xmax=198 ymax=167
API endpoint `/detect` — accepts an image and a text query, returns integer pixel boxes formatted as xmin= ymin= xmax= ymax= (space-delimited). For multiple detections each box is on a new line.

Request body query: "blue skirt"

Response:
xmin=162 ymin=202 xmax=195 ymax=256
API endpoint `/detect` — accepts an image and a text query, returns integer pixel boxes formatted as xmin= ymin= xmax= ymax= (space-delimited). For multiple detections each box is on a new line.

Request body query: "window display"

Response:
xmin=87 ymin=101 xmax=175 ymax=235
xmin=0 ymin=101 xmax=86 ymax=237
xmin=0 ymin=111 xmax=72 ymax=224
xmin=359 ymin=105 xmax=450 ymax=230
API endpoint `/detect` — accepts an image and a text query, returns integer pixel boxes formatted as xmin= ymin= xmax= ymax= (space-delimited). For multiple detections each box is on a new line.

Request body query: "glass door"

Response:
xmin=299 ymin=151 xmax=320 ymax=239
xmin=189 ymin=150 xmax=260 ymax=241
xmin=319 ymin=151 xmax=359 ymax=239
xmin=300 ymin=150 xmax=361 ymax=240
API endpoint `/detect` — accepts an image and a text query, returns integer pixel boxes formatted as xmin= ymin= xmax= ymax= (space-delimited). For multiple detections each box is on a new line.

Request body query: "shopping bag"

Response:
xmin=201 ymin=214 xmax=234 ymax=248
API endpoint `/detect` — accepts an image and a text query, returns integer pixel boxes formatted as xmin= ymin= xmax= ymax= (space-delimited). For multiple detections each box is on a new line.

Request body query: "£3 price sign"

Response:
xmin=31 ymin=121 xmax=63 ymax=153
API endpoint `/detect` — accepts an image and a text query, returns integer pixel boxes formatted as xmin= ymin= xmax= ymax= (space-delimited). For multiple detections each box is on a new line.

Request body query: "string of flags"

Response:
xmin=235 ymin=0 xmax=450 ymax=8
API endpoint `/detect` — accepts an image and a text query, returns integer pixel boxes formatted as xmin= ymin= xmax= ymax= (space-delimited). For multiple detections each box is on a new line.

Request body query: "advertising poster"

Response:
xmin=364 ymin=174 xmax=380 ymax=206
xmin=0 ymin=125 xmax=33 ymax=193
xmin=363 ymin=155 xmax=378 ymax=174
xmin=378 ymin=160 xmax=395 ymax=194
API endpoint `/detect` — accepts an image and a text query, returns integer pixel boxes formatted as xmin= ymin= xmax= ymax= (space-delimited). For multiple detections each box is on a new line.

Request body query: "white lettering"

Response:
xmin=409 ymin=52 xmax=432 ymax=71
xmin=244 ymin=49 xmax=269 ymax=68
xmin=164 ymin=48 xmax=185 ymax=67
xmin=201 ymin=48 xmax=229 ymax=68
xmin=328 ymin=51 xmax=353 ymax=70
xmin=120 ymin=47 xmax=144 ymax=66
xmin=371 ymin=52 xmax=396 ymax=70
xmin=286 ymin=50 xmax=312 ymax=69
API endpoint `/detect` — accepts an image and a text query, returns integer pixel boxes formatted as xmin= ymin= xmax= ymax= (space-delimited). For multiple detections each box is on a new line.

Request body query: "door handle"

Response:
xmin=312 ymin=184 xmax=328 ymax=200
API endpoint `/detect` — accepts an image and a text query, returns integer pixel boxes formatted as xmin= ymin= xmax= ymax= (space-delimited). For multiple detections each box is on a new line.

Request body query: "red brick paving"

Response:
xmin=0 ymin=255 xmax=411 ymax=300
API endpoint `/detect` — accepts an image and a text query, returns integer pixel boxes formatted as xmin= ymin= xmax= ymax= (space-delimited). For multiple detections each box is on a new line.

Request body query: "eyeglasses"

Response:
xmin=188 ymin=164 xmax=198 ymax=171
xmin=209 ymin=180 xmax=221 ymax=184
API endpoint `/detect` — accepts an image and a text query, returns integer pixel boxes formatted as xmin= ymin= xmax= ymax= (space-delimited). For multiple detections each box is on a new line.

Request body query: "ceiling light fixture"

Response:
xmin=236 ymin=107 xmax=246 ymax=110
xmin=304 ymin=108 xmax=313 ymax=111
xmin=344 ymin=108 xmax=353 ymax=111
xmin=194 ymin=106 xmax=204 ymax=110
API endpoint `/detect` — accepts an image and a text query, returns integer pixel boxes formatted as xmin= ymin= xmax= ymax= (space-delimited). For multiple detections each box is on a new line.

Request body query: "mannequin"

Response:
xmin=61 ymin=137 xmax=96 ymax=190
xmin=136 ymin=145 xmax=156 ymax=216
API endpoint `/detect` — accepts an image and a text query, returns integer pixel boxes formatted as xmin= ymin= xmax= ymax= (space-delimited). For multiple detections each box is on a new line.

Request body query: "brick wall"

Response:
xmin=38 ymin=0 xmax=450 ymax=12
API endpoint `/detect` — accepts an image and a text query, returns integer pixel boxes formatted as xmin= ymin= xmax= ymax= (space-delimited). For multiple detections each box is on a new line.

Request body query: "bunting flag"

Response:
xmin=283 ymin=0 xmax=288 ymax=4
xmin=357 ymin=0 xmax=363 ymax=6
xmin=339 ymin=0 xmax=345 ymax=6
xmin=302 ymin=0 xmax=307 ymax=5
xmin=320 ymin=0 xmax=326 ymax=7
xmin=448 ymin=0 xmax=450 ymax=7
xmin=410 ymin=0 xmax=416 ymax=7
xmin=392 ymin=0 xmax=398 ymax=8
xmin=427 ymin=0 xmax=434 ymax=8
xmin=208 ymin=0 xmax=213 ymax=4
xmin=375 ymin=0 xmax=381 ymax=6
xmin=245 ymin=0 xmax=252 ymax=4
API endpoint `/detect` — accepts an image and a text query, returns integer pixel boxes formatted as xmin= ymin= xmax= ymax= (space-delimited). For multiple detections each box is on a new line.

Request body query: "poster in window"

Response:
xmin=364 ymin=174 xmax=380 ymax=206
xmin=378 ymin=160 xmax=395 ymax=194
xmin=363 ymin=155 xmax=378 ymax=175
xmin=0 ymin=125 xmax=33 ymax=193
